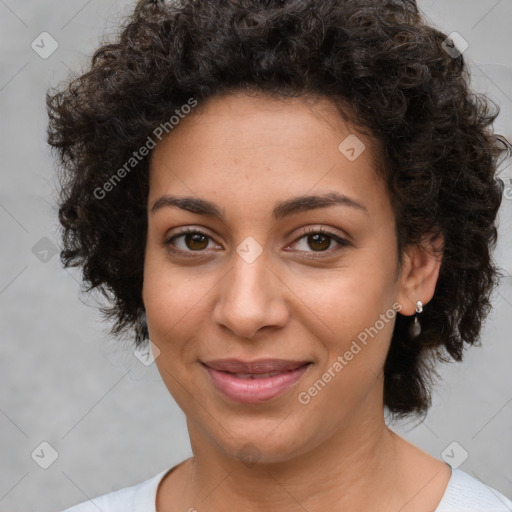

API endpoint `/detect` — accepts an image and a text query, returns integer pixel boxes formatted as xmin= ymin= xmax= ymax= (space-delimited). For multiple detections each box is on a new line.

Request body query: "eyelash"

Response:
xmin=162 ymin=226 xmax=352 ymax=258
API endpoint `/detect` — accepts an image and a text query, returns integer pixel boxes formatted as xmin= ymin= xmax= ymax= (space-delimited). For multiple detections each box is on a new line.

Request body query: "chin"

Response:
xmin=214 ymin=428 xmax=311 ymax=467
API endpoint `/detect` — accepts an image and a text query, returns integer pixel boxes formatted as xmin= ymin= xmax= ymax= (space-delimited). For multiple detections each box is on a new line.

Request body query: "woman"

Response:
xmin=47 ymin=0 xmax=512 ymax=510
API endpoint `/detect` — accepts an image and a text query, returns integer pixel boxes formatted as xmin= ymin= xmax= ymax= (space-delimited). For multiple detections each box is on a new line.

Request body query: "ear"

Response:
xmin=395 ymin=233 xmax=444 ymax=316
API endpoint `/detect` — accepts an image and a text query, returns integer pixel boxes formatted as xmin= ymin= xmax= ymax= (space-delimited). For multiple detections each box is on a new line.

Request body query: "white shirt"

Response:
xmin=60 ymin=464 xmax=512 ymax=512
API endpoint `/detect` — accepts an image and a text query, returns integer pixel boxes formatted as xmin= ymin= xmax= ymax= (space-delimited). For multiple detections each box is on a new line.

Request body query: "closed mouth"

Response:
xmin=201 ymin=359 xmax=313 ymax=404
xmin=202 ymin=359 xmax=312 ymax=375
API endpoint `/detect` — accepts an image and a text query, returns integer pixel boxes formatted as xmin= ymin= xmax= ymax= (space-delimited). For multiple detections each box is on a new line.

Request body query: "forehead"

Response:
xmin=152 ymin=91 xmax=365 ymax=154
xmin=148 ymin=91 xmax=391 ymax=223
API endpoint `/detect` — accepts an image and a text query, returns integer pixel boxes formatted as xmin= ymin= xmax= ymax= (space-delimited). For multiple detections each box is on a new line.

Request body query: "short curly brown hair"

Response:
xmin=46 ymin=0 xmax=508 ymax=419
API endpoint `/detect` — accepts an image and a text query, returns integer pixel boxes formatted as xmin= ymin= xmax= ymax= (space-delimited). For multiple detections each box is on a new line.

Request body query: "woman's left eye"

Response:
xmin=162 ymin=227 xmax=351 ymax=256
xmin=291 ymin=228 xmax=351 ymax=254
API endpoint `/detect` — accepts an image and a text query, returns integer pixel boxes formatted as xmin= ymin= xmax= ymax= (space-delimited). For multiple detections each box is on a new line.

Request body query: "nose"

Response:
xmin=212 ymin=250 xmax=289 ymax=339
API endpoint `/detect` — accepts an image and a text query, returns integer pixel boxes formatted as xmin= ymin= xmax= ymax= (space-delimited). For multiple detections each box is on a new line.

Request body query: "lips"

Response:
xmin=203 ymin=358 xmax=310 ymax=374
xmin=202 ymin=359 xmax=312 ymax=404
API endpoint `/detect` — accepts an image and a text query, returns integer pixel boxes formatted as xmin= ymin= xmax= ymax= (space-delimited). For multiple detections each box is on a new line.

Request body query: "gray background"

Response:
xmin=1 ymin=1 xmax=511 ymax=511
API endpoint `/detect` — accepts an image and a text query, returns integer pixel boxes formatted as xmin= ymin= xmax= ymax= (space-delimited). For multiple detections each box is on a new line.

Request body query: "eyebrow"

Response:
xmin=150 ymin=191 xmax=369 ymax=221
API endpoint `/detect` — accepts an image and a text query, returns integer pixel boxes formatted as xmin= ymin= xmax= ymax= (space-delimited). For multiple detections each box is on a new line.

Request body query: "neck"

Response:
xmin=178 ymin=409 xmax=403 ymax=511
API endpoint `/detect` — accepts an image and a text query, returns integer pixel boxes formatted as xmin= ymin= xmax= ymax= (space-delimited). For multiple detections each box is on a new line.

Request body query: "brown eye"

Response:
xmin=183 ymin=232 xmax=209 ymax=250
xmin=163 ymin=228 xmax=218 ymax=254
xmin=291 ymin=227 xmax=351 ymax=255
xmin=306 ymin=233 xmax=331 ymax=251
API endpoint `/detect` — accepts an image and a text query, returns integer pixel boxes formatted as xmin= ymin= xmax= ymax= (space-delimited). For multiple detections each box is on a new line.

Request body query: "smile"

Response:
xmin=202 ymin=359 xmax=312 ymax=404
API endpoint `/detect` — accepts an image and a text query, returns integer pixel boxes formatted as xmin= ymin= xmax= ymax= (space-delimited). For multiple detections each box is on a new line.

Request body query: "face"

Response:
xmin=142 ymin=91 xmax=421 ymax=465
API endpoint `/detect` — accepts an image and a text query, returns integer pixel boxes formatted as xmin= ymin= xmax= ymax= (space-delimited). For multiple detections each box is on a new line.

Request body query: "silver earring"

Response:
xmin=408 ymin=300 xmax=423 ymax=338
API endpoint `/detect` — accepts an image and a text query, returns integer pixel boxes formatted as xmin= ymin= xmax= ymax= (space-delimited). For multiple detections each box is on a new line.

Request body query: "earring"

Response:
xmin=408 ymin=300 xmax=423 ymax=338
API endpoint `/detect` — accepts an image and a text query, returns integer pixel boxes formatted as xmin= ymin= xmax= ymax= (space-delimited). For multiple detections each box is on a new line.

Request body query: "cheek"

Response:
xmin=142 ymin=248 xmax=228 ymax=376
xmin=143 ymin=239 xmax=210 ymax=322
xmin=142 ymin=252 xmax=196 ymax=352
xmin=288 ymin=251 xmax=398 ymax=387
xmin=292 ymin=263 xmax=394 ymax=341
xmin=294 ymin=283 xmax=396 ymax=427
xmin=143 ymin=255 xmax=206 ymax=406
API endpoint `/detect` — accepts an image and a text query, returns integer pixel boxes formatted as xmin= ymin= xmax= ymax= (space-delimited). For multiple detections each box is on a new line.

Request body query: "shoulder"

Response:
xmin=436 ymin=468 xmax=512 ymax=512
xmin=58 ymin=470 xmax=168 ymax=512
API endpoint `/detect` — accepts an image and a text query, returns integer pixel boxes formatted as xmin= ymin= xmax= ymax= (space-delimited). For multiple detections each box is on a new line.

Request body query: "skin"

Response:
xmin=142 ymin=91 xmax=450 ymax=512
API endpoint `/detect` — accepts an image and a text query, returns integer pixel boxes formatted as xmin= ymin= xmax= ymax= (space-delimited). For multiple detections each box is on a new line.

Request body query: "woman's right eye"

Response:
xmin=163 ymin=228 xmax=219 ymax=254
